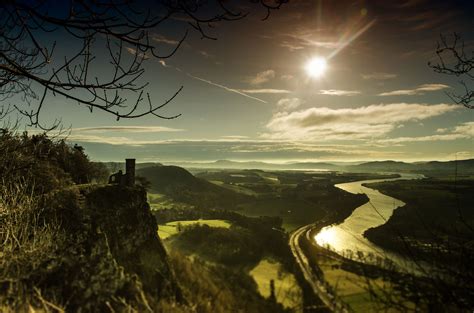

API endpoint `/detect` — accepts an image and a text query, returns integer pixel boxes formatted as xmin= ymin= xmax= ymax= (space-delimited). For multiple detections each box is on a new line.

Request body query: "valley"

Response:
xmin=140 ymin=163 xmax=474 ymax=312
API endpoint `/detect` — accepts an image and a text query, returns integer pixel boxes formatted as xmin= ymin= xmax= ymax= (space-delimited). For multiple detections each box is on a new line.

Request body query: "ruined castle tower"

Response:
xmin=125 ymin=158 xmax=135 ymax=186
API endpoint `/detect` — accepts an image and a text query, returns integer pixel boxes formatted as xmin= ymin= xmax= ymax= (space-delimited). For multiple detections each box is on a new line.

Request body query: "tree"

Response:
xmin=429 ymin=33 xmax=474 ymax=109
xmin=0 ymin=0 xmax=288 ymax=129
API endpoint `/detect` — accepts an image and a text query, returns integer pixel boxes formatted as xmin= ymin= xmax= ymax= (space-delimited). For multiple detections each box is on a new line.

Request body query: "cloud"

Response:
xmin=198 ymin=50 xmax=214 ymax=59
xmin=417 ymin=84 xmax=451 ymax=91
xmin=279 ymin=30 xmax=341 ymax=52
xmin=373 ymin=122 xmax=474 ymax=145
xmin=240 ymin=89 xmax=291 ymax=94
xmin=280 ymin=74 xmax=294 ymax=81
xmin=277 ymin=98 xmax=302 ymax=111
xmin=72 ymin=126 xmax=184 ymax=133
xmin=159 ymin=60 xmax=168 ymax=67
xmin=375 ymin=133 xmax=468 ymax=144
xmin=453 ymin=122 xmax=474 ymax=137
xmin=319 ymin=90 xmax=361 ymax=96
xmin=379 ymin=83 xmax=449 ymax=96
xmin=151 ymin=34 xmax=180 ymax=45
xmin=220 ymin=135 xmax=249 ymax=140
xmin=361 ymin=72 xmax=397 ymax=80
xmin=125 ymin=47 xmax=149 ymax=59
xmin=264 ymin=103 xmax=459 ymax=141
xmin=246 ymin=70 xmax=275 ymax=85
xmin=65 ymin=135 xmax=166 ymax=146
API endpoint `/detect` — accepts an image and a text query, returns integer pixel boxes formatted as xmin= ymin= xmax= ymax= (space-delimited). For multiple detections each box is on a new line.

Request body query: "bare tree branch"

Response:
xmin=0 ymin=0 xmax=288 ymax=129
xmin=429 ymin=33 xmax=474 ymax=109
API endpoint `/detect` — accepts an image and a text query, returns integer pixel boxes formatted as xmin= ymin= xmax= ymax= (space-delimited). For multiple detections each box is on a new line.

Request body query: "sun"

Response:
xmin=305 ymin=57 xmax=327 ymax=78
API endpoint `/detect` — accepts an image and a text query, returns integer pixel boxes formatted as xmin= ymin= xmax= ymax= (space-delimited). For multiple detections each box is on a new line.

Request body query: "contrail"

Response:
xmin=158 ymin=59 xmax=267 ymax=104
xmin=186 ymin=73 xmax=268 ymax=104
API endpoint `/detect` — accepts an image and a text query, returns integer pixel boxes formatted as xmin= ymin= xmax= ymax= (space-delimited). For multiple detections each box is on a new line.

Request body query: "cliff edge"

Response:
xmin=1 ymin=184 xmax=180 ymax=312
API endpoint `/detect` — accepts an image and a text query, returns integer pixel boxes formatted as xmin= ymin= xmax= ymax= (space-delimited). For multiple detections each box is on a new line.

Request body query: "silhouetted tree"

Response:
xmin=0 ymin=0 xmax=288 ymax=129
xmin=429 ymin=33 xmax=474 ymax=109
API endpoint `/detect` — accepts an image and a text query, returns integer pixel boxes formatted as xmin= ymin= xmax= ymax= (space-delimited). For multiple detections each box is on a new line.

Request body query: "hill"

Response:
xmin=137 ymin=165 xmax=252 ymax=209
xmin=167 ymin=159 xmax=341 ymax=171
xmin=348 ymin=159 xmax=474 ymax=176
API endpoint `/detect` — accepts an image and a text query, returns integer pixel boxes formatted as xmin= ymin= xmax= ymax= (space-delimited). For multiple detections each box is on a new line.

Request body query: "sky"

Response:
xmin=19 ymin=0 xmax=474 ymax=162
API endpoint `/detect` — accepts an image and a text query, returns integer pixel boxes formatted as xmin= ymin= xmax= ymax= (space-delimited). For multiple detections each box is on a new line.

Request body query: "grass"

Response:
xmin=157 ymin=219 xmax=231 ymax=239
xmin=249 ymin=259 xmax=302 ymax=311
xmin=317 ymin=254 xmax=395 ymax=312
xmin=148 ymin=192 xmax=195 ymax=211
xmin=208 ymin=180 xmax=259 ymax=196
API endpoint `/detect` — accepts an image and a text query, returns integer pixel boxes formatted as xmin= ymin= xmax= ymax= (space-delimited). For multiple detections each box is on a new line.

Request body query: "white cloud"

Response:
xmin=220 ymin=135 xmax=249 ymax=140
xmin=125 ymin=47 xmax=148 ymax=59
xmin=198 ymin=50 xmax=214 ymax=59
xmin=264 ymin=103 xmax=459 ymax=141
xmin=247 ymin=70 xmax=275 ymax=85
xmin=151 ymin=34 xmax=180 ymax=45
xmin=373 ymin=122 xmax=474 ymax=145
xmin=277 ymin=98 xmax=302 ymax=111
xmin=319 ymin=89 xmax=361 ymax=96
xmin=375 ymin=133 xmax=468 ymax=144
xmin=417 ymin=84 xmax=451 ymax=91
xmin=72 ymin=126 xmax=184 ymax=133
xmin=453 ymin=122 xmax=474 ymax=137
xmin=159 ymin=60 xmax=168 ymax=67
xmin=379 ymin=83 xmax=449 ymax=96
xmin=240 ymin=89 xmax=291 ymax=94
xmin=361 ymin=72 xmax=397 ymax=80
xmin=280 ymin=29 xmax=341 ymax=52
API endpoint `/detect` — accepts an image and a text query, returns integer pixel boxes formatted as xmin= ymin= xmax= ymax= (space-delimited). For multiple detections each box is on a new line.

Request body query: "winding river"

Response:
xmin=315 ymin=173 xmax=424 ymax=267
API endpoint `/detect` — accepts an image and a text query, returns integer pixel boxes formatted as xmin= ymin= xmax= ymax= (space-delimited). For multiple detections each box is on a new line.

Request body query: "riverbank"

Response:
xmin=364 ymin=177 xmax=474 ymax=262
xmin=315 ymin=174 xmax=423 ymax=261
xmin=295 ymin=223 xmax=411 ymax=312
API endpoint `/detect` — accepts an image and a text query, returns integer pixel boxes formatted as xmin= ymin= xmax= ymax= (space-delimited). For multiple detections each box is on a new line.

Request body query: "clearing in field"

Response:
xmin=250 ymin=259 xmax=303 ymax=311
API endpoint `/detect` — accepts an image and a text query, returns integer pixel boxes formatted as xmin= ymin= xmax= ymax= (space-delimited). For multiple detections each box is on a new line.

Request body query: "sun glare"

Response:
xmin=305 ymin=57 xmax=327 ymax=78
xmin=315 ymin=227 xmax=337 ymax=247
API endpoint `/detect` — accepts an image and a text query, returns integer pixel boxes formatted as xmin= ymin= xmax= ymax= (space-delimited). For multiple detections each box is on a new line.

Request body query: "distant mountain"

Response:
xmin=137 ymin=165 xmax=251 ymax=209
xmin=103 ymin=161 xmax=162 ymax=172
xmin=348 ymin=159 xmax=474 ymax=175
xmin=349 ymin=160 xmax=416 ymax=172
xmin=166 ymin=160 xmax=341 ymax=171
xmin=104 ymin=158 xmax=474 ymax=176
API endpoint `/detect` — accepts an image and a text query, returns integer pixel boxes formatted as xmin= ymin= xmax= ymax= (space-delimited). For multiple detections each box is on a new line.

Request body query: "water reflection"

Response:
xmin=314 ymin=173 xmax=423 ymax=266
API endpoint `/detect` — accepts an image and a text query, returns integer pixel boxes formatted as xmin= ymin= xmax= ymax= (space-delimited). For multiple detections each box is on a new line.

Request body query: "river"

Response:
xmin=314 ymin=173 xmax=423 ymax=267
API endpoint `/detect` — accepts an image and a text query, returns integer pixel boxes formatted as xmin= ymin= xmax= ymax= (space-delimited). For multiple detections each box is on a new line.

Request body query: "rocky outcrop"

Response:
xmin=0 ymin=185 xmax=180 ymax=312
xmin=83 ymin=185 xmax=179 ymax=301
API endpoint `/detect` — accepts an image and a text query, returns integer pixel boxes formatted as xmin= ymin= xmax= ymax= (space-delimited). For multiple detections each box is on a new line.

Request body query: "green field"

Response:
xmin=317 ymin=253 xmax=396 ymax=312
xmin=157 ymin=219 xmax=231 ymax=239
xmin=249 ymin=259 xmax=302 ymax=311
xmin=148 ymin=192 xmax=195 ymax=211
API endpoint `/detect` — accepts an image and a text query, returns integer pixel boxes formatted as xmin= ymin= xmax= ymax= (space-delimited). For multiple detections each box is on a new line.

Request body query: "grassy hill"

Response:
xmin=137 ymin=165 xmax=252 ymax=210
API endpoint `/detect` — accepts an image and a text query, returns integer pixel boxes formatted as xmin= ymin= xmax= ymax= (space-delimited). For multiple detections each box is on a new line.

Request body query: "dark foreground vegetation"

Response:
xmin=0 ymin=131 xmax=290 ymax=312
xmin=4 ymin=130 xmax=472 ymax=312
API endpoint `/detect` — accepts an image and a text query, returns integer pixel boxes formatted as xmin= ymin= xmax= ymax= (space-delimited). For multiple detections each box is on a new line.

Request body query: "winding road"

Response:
xmin=290 ymin=173 xmax=423 ymax=311
xmin=289 ymin=223 xmax=349 ymax=313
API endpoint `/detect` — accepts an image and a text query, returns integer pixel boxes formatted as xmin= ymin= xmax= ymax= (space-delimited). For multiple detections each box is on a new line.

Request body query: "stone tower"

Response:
xmin=125 ymin=158 xmax=135 ymax=186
